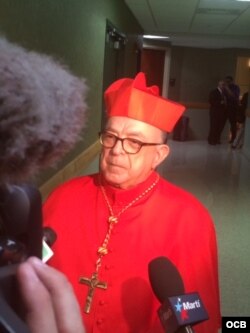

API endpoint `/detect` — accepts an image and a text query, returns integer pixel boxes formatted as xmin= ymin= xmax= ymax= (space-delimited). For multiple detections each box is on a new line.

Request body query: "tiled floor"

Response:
xmin=83 ymin=139 xmax=250 ymax=317
xmin=158 ymin=139 xmax=250 ymax=317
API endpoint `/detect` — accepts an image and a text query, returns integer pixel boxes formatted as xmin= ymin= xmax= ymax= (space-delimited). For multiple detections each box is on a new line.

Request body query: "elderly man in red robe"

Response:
xmin=43 ymin=72 xmax=221 ymax=333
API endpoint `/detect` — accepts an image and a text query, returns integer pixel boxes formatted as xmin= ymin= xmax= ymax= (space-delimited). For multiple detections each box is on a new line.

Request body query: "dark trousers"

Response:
xmin=208 ymin=108 xmax=227 ymax=144
xmin=227 ymin=107 xmax=237 ymax=142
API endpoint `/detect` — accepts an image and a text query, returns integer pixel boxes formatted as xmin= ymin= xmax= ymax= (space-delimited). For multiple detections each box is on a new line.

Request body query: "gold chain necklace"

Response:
xmin=79 ymin=173 xmax=160 ymax=314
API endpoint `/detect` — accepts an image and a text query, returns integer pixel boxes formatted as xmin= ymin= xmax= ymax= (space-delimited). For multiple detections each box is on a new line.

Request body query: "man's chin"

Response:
xmin=103 ymin=171 xmax=127 ymax=188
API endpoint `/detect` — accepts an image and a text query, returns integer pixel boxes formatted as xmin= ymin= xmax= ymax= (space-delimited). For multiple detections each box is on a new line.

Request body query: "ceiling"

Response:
xmin=124 ymin=0 xmax=250 ymax=49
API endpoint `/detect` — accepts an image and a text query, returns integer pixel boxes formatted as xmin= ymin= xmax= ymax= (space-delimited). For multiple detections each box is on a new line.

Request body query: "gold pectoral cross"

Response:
xmin=79 ymin=272 xmax=108 ymax=313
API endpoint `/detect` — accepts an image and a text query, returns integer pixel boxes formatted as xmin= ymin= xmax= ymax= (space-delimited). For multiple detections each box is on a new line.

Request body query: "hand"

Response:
xmin=16 ymin=257 xmax=86 ymax=333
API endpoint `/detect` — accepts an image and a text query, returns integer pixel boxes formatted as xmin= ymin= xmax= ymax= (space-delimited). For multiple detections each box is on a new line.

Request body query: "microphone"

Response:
xmin=0 ymin=36 xmax=88 ymax=184
xmin=0 ymin=35 xmax=88 ymax=260
xmin=0 ymin=37 xmax=88 ymax=333
xmin=148 ymin=256 xmax=209 ymax=333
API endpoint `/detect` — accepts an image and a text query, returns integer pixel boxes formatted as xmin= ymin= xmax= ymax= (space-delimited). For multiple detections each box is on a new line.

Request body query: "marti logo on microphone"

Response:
xmin=173 ymin=296 xmax=202 ymax=322
xmin=158 ymin=292 xmax=209 ymax=332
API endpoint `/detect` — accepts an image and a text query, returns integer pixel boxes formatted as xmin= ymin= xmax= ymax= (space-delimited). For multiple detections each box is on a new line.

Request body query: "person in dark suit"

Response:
xmin=224 ymin=76 xmax=240 ymax=144
xmin=231 ymin=91 xmax=248 ymax=149
xmin=208 ymin=80 xmax=227 ymax=145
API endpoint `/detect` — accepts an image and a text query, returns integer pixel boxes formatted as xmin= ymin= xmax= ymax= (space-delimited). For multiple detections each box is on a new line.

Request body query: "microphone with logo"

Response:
xmin=0 ymin=36 xmax=88 ymax=333
xmin=148 ymin=256 xmax=209 ymax=333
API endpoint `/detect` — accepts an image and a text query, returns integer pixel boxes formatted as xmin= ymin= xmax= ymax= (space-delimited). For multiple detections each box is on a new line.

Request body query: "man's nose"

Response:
xmin=111 ymin=138 xmax=124 ymax=154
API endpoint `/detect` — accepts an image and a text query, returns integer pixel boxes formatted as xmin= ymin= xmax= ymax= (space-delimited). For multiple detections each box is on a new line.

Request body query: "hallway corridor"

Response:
xmin=158 ymin=139 xmax=250 ymax=317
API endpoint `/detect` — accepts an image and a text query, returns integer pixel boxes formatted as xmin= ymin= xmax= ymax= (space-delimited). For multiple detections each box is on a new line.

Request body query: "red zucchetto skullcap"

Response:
xmin=104 ymin=72 xmax=186 ymax=133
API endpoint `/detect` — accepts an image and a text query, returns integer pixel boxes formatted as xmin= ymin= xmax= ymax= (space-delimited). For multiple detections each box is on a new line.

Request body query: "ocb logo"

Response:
xmin=226 ymin=321 xmax=246 ymax=329
xmin=222 ymin=317 xmax=249 ymax=331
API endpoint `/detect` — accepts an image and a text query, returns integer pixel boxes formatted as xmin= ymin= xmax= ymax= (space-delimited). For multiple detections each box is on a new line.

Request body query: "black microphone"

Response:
xmin=0 ymin=36 xmax=88 ymax=333
xmin=0 ymin=36 xmax=88 ymax=261
xmin=148 ymin=256 xmax=209 ymax=333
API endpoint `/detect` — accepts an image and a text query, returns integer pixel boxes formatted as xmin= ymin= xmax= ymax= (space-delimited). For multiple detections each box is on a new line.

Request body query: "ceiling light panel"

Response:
xmin=124 ymin=0 xmax=156 ymax=31
xmin=191 ymin=14 xmax=237 ymax=34
xmin=224 ymin=7 xmax=250 ymax=34
xmin=199 ymin=0 xmax=250 ymax=10
xmin=148 ymin=0 xmax=198 ymax=32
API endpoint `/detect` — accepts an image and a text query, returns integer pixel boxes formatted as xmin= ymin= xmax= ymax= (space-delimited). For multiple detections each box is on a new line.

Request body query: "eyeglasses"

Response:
xmin=99 ymin=132 xmax=163 ymax=154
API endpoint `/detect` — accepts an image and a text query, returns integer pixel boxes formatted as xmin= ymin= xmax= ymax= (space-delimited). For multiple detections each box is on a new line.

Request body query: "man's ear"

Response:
xmin=152 ymin=144 xmax=170 ymax=169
